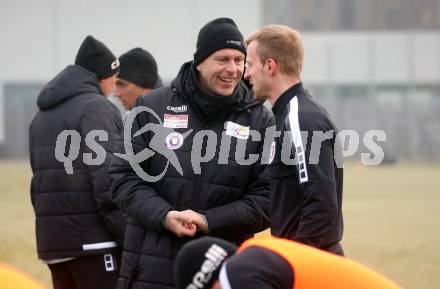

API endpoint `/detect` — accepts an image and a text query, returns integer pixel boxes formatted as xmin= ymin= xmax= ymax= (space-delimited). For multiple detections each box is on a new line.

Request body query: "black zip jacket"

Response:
xmin=267 ymin=82 xmax=344 ymax=255
xmin=29 ymin=65 xmax=126 ymax=260
xmin=110 ymin=62 xmax=273 ymax=289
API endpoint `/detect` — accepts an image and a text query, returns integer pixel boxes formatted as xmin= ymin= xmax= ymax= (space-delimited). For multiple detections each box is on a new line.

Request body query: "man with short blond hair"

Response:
xmin=244 ymin=25 xmax=344 ymax=255
xmin=246 ymin=25 xmax=304 ymax=78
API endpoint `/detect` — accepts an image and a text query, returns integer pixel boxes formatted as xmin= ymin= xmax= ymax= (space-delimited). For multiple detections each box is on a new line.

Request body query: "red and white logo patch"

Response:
xmin=163 ymin=114 xmax=189 ymax=129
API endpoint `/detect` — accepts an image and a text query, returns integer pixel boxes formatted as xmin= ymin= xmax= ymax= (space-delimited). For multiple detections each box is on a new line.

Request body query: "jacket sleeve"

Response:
xmin=79 ymin=99 xmax=127 ymax=246
xmin=202 ymin=106 xmax=273 ymax=237
xmin=109 ymin=97 xmax=173 ymax=233
xmin=293 ymin=112 xmax=340 ymax=249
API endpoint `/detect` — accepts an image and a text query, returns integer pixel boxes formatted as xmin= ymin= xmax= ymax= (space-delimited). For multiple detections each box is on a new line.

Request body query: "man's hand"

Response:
xmin=180 ymin=210 xmax=209 ymax=233
xmin=163 ymin=211 xmax=197 ymax=237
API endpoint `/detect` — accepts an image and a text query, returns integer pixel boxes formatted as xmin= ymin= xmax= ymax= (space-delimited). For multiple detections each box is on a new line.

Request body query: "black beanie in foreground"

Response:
xmin=75 ymin=35 xmax=119 ymax=80
xmin=118 ymin=48 xmax=158 ymax=89
xmin=194 ymin=18 xmax=246 ymax=66
xmin=175 ymin=237 xmax=237 ymax=289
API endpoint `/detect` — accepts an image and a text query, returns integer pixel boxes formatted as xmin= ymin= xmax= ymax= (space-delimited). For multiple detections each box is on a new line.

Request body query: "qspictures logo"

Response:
xmin=54 ymin=105 xmax=386 ymax=182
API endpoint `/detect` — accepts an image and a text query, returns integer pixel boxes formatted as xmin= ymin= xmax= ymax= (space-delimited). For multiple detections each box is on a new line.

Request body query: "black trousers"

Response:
xmin=48 ymin=253 xmax=120 ymax=289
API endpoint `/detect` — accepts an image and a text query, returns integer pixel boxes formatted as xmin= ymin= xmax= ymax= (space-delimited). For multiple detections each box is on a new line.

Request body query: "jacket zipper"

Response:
xmin=193 ymin=121 xmax=209 ymax=208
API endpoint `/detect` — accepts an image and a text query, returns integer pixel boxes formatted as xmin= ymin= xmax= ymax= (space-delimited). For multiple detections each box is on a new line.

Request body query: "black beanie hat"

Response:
xmin=194 ymin=17 xmax=246 ymax=66
xmin=75 ymin=35 xmax=119 ymax=80
xmin=175 ymin=237 xmax=237 ymax=289
xmin=118 ymin=48 xmax=159 ymax=89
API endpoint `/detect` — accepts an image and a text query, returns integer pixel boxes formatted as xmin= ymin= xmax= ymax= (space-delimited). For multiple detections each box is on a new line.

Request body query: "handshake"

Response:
xmin=163 ymin=210 xmax=209 ymax=237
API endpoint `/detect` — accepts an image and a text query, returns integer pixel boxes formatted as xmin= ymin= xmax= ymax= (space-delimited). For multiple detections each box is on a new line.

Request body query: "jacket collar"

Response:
xmin=272 ymin=82 xmax=304 ymax=115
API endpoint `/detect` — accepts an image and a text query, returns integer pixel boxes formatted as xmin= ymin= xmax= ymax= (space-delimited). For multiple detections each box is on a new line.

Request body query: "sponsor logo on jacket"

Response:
xmin=167 ymin=105 xmax=187 ymax=113
xmin=186 ymin=244 xmax=228 ymax=289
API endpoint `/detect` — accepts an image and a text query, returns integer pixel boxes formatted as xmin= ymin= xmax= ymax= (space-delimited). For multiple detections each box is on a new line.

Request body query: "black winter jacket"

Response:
xmin=29 ymin=65 xmax=126 ymax=260
xmin=110 ymin=62 xmax=272 ymax=289
xmin=268 ymin=82 xmax=344 ymax=255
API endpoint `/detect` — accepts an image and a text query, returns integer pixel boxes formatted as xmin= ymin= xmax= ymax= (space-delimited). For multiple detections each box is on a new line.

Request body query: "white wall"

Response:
xmin=0 ymin=0 xmax=262 ymax=82
xmin=0 ymin=81 xmax=4 ymax=143
xmin=2 ymin=1 xmax=439 ymax=85
xmin=302 ymin=31 xmax=440 ymax=85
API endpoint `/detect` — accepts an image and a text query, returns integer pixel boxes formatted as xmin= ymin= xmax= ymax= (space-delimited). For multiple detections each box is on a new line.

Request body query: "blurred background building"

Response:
xmin=1 ymin=0 xmax=439 ymax=161
xmin=264 ymin=0 xmax=440 ymax=162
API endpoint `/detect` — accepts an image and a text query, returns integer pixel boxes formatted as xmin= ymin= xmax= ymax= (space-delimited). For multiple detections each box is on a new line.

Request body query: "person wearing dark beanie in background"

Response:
xmin=29 ymin=35 xmax=126 ymax=289
xmin=109 ymin=18 xmax=272 ymax=289
xmin=115 ymin=47 xmax=162 ymax=110
xmin=175 ymin=236 xmax=405 ymax=289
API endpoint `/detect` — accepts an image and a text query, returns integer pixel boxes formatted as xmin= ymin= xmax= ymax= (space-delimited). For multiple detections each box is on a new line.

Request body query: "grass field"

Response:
xmin=1 ymin=160 xmax=439 ymax=289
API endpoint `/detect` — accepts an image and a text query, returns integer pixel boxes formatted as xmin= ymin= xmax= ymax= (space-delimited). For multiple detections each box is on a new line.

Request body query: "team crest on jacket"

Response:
xmin=166 ymin=132 xmax=184 ymax=150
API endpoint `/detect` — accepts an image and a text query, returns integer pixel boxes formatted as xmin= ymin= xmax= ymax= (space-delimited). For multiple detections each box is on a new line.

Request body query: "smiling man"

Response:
xmin=110 ymin=18 xmax=273 ymax=289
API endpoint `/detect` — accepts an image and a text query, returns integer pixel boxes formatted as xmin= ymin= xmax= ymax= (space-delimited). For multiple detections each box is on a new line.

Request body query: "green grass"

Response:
xmin=342 ymin=163 xmax=440 ymax=289
xmin=1 ymin=160 xmax=439 ymax=289
xmin=0 ymin=161 xmax=51 ymax=287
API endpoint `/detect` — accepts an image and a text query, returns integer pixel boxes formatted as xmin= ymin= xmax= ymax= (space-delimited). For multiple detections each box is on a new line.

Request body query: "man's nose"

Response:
xmin=225 ymin=60 xmax=238 ymax=74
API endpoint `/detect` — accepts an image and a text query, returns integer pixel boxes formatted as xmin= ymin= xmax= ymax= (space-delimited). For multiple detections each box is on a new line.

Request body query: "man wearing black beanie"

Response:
xmin=75 ymin=35 xmax=120 ymax=97
xmin=193 ymin=18 xmax=247 ymax=66
xmin=110 ymin=17 xmax=272 ymax=289
xmin=29 ymin=35 xmax=126 ymax=289
xmin=115 ymin=47 xmax=162 ymax=110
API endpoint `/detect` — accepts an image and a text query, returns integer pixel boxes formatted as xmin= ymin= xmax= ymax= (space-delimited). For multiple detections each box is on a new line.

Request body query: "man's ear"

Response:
xmin=98 ymin=79 xmax=106 ymax=90
xmin=265 ymin=58 xmax=277 ymax=76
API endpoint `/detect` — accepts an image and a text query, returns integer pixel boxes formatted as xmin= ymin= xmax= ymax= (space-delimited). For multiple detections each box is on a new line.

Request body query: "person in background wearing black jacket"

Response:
xmin=110 ymin=18 xmax=272 ymax=289
xmin=115 ymin=47 xmax=162 ymax=110
xmin=244 ymin=25 xmax=344 ymax=255
xmin=29 ymin=35 xmax=126 ymax=289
